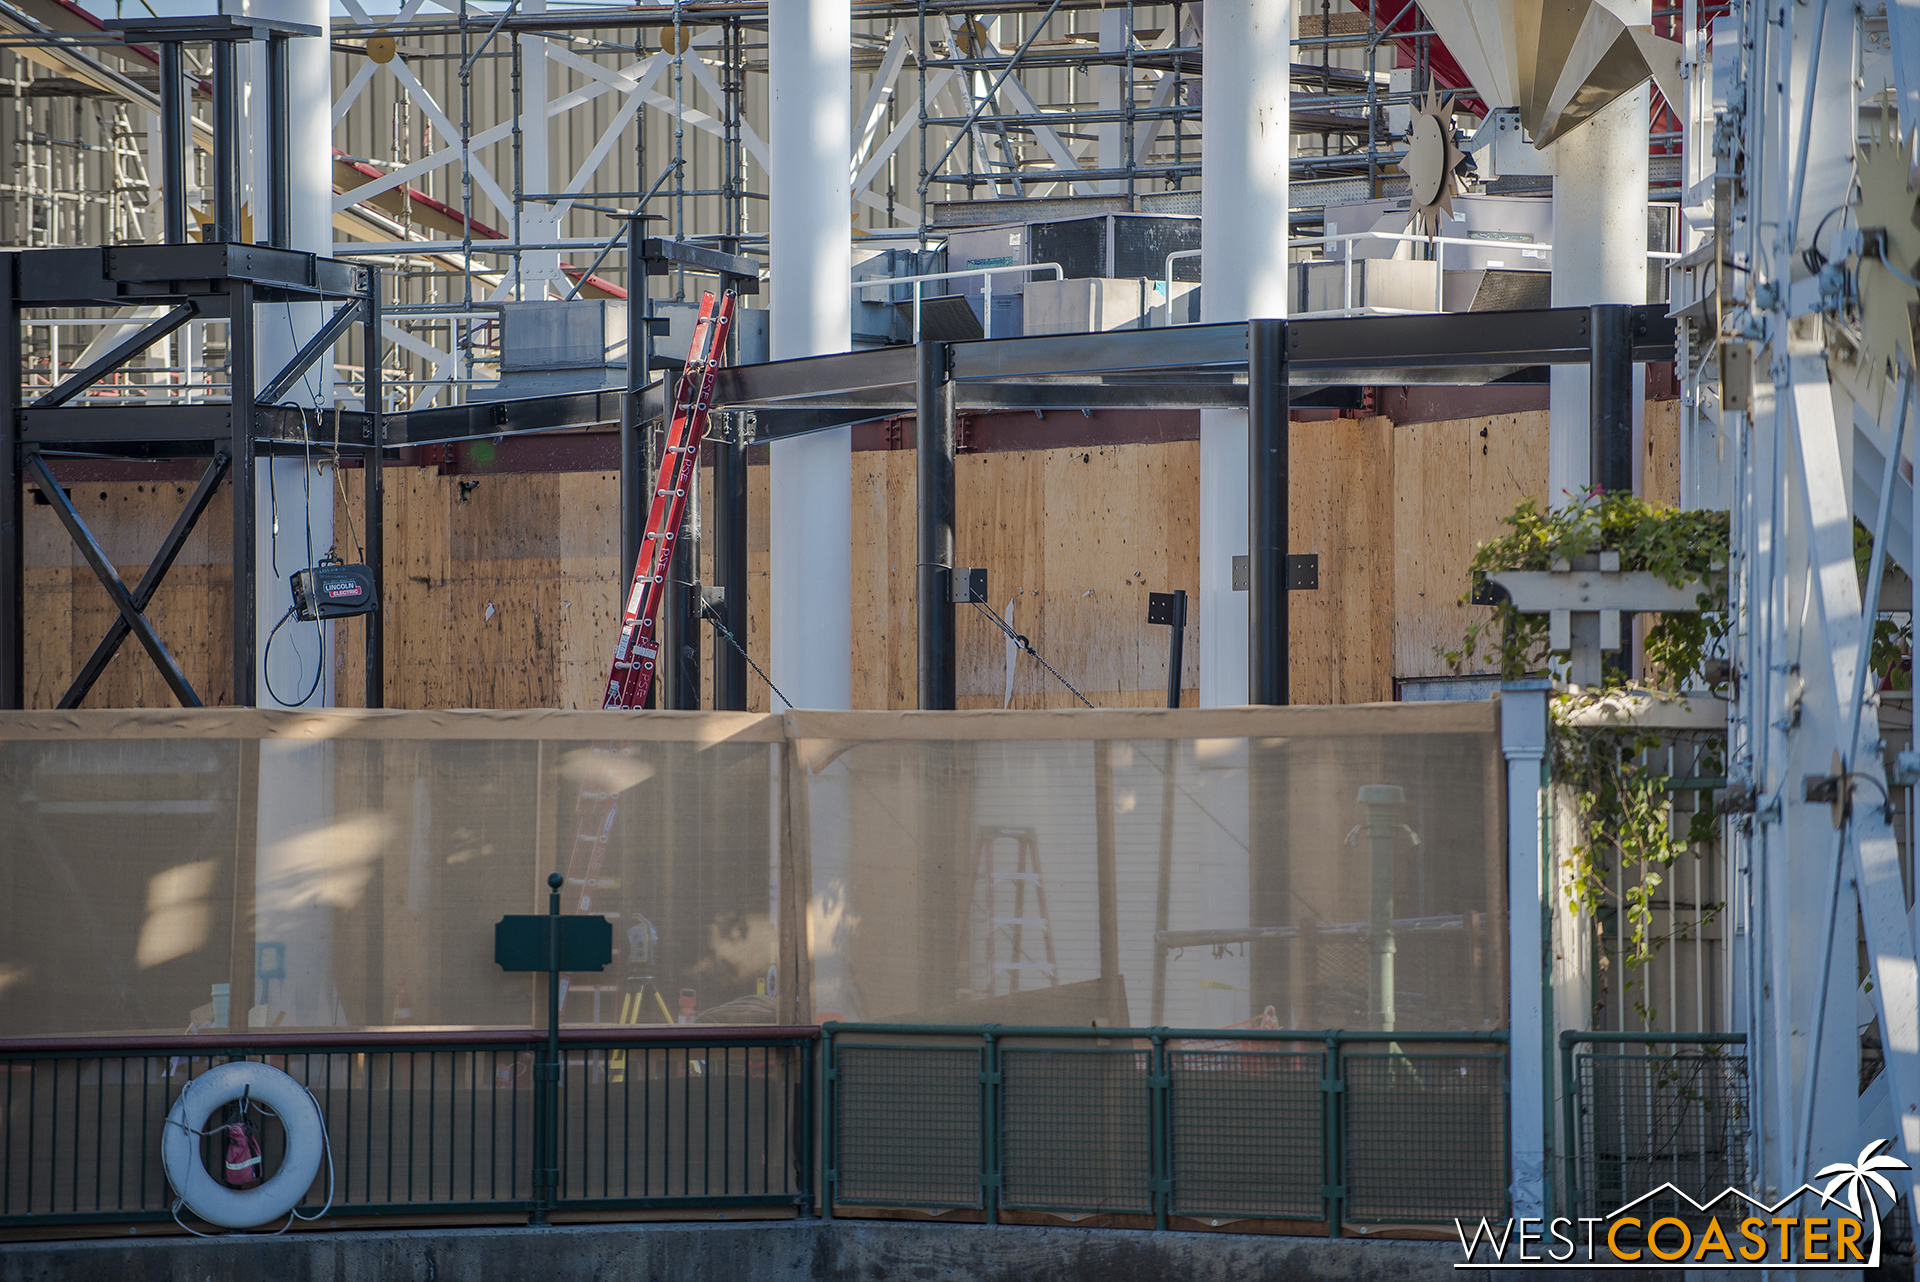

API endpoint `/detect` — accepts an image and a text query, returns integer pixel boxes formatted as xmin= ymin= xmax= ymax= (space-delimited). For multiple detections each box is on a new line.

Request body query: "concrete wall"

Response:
xmin=0 ymin=1219 xmax=1545 ymax=1282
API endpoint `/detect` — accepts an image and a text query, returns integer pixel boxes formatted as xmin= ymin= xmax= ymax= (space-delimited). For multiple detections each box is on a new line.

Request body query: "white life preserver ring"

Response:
xmin=162 ymin=1062 xmax=326 ymax=1229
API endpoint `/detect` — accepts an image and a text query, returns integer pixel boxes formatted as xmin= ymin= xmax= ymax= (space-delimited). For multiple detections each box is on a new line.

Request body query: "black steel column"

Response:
xmin=1590 ymin=303 xmax=1634 ymax=494
xmin=713 ymin=413 xmax=748 ymax=710
xmin=916 ymin=340 xmax=955 ymax=710
xmin=1247 ymin=317 xmax=1288 ymax=705
xmin=211 ymin=40 xmax=242 ymax=243
xmin=364 ymin=271 xmax=384 ymax=708
xmin=662 ymin=521 xmax=700 ymax=709
xmin=159 ymin=42 xmax=187 ymax=245
xmin=0 ymin=254 xmax=20 ymax=708
xmin=1164 ymin=588 xmax=1186 ymax=709
xmin=620 ymin=216 xmax=648 ymax=589
xmin=265 ymin=35 xmax=291 ymax=248
xmin=230 ymin=280 xmax=257 ymax=705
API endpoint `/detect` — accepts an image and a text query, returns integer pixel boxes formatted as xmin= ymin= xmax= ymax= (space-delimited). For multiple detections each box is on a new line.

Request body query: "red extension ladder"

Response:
xmin=602 ymin=288 xmax=734 ymax=710
xmin=551 ymin=292 xmax=732 ymax=1019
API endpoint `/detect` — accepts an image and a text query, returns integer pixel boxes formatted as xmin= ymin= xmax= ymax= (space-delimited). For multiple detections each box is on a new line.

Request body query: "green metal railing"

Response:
xmin=1559 ymin=1031 xmax=1748 ymax=1219
xmin=0 ymin=1026 xmax=816 ymax=1228
xmin=822 ymin=1024 xmax=1509 ymax=1233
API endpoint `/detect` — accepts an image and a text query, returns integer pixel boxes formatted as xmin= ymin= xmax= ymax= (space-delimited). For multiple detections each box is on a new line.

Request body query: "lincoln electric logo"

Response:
xmin=1454 ymin=1140 xmax=1910 ymax=1268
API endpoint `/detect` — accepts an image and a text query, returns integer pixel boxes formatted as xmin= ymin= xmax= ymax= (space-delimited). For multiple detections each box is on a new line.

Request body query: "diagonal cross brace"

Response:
xmin=32 ymin=302 xmax=197 ymax=409
xmin=56 ymin=452 xmax=232 ymax=709
xmin=1786 ymin=353 xmax=1920 ymax=1209
xmin=25 ymin=453 xmax=205 ymax=709
xmin=257 ymin=299 xmax=362 ymax=408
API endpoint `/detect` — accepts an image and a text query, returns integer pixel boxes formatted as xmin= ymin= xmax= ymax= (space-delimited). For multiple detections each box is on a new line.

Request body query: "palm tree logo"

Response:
xmin=1815 ymin=1139 xmax=1911 ymax=1225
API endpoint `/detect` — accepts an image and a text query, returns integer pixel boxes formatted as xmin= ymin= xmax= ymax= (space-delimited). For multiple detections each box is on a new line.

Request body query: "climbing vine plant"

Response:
xmin=1445 ymin=491 xmax=1731 ymax=1025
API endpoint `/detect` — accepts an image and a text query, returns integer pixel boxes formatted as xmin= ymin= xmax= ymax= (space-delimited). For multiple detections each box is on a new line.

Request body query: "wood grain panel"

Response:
xmin=1289 ymin=417 xmax=1395 ymax=704
xmin=1391 ymin=410 xmax=1550 ymax=683
xmin=21 ymin=478 xmax=234 ymax=709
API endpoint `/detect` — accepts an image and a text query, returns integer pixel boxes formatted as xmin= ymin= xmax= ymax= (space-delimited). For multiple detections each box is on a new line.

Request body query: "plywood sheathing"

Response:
xmin=1391 ymin=411 xmax=1551 ymax=683
xmin=22 ymin=479 xmax=234 ymax=709
xmin=1290 ymin=417 xmax=1395 ymax=705
xmin=1642 ymin=397 xmax=1682 ymax=509
xmin=22 ymin=407 xmax=1562 ymax=711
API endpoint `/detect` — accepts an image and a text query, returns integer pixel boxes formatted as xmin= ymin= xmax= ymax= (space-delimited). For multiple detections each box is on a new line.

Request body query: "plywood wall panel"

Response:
xmin=31 ymin=408 xmax=1554 ymax=711
xmin=1391 ymin=411 xmax=1550 ymax=683
xmin=19 ymin=479 xmax=234 ymax=709
xmin=950 ymin=441 xmax=1201 ymax=711
xmin=849 ymin=449 xmax=916 ymax=711
xmin=1643 ymin=398 xmax=1682 ymax=509
xmin=1289 ymin=417 xmax=1396 ymax=705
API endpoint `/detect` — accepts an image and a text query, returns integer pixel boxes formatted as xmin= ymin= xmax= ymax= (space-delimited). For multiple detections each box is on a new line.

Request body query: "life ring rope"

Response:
xmin=162 ymin=1062 xmax=335 ymax=1236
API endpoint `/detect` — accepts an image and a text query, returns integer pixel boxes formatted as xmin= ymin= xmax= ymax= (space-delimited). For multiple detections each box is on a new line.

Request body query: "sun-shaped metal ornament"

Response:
xmin=1404 ymin=91 xmax=1467 ymax=237
xmin=1850 ymin=120 xmax=1920 ymax=383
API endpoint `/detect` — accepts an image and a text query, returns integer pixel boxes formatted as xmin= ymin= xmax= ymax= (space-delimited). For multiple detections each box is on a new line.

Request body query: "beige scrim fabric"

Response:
xmin=0 ymin=704 xmax=1504 ymax=1038
xmin=784 ymin=704 xmax=1506 ymax=1032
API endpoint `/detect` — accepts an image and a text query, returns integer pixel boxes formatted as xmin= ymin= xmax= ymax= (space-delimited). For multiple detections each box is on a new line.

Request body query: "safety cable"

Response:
xmin=965 ymin=595 xmax=1094 ymax=708
xmin=690 ymin=586 xmax=794 ymax=711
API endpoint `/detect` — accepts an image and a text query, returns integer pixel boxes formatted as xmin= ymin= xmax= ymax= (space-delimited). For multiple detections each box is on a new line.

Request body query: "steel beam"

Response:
xmin=32 ymin=303 xmax=198 ymax=409
xmin=257 ymin=299 xmax=362 ymax=407
xmin=713 ymin=413 xmax=749 ymax=710
xmin=211 ymin=40 xmax=241 ymax=244
xmin=0 ymin=253 xmax=19 ymax=708
xmin=1248 ymin=318 xmax=1288 ymax=706
xmin=365 ymin=271 xmax=384 ymax=708
xmin=639 ymin=238 xmax=762 ymax=293
xmin=20 ymin=405 xmax=237 ymax=445
xmin=1589 ymin=303 xmax=1635 ymax=494
xmin=230 ymin=277 xmax=256 ymax=705
xmin=159 ymin=42 xmax=187 ymax=245
xmin=266 ymin=34 xmax=291 ymax=250
xmin=917 ymin=341 xmax=956 ymax=710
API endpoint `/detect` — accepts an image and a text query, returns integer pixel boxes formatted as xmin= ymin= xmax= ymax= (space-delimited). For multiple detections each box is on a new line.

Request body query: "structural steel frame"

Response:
xmin=0 ymin=244 xmax=383 ymax=711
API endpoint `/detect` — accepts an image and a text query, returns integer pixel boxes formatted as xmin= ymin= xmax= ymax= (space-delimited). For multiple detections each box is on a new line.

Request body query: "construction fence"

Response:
xmin=0 ymin=703 xmax=1506 ymax=1040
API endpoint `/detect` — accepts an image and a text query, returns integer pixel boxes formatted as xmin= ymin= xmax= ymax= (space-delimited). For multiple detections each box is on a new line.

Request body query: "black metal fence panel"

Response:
xmin=0 ymin=1029 xmax=814 ymax=1228
xmin=831 ymin=1045 xmax=981 ymax=1210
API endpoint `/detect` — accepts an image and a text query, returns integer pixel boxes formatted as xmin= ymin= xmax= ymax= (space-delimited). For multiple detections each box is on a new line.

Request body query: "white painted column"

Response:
xmin=517 ymin=0 xmax=559 ymax=297
xmin=1095 ymin=9 xmax=1125 ymax=193
xmin=1547 ymin=87 xmax=1649 ymax=504
xmin=768 ymin=0 xmax=852 ymax=711
xmin=1501 ymin=680 xmax=1551 ymax=1219
xmin=249 ymin=0 xmax=335 ymax=709
xmin=1197 ymin=0 xmax=1289 ymax=707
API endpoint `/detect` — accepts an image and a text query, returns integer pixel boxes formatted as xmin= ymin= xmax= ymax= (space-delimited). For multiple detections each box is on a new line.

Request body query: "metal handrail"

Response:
xmin=1164 ymin=235 xmax=1685 ymax=324
xmin=852 ymin=261 xmax=1066 ymax=342
xmin=0 ymin=1026 xmax=818 ymax=1056
xmin=0 ymin=1025 xmax=818 ymax=1228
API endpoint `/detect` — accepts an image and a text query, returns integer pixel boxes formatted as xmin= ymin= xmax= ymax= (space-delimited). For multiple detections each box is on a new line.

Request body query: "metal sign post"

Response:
xmin=495 ymin=874 xmax=612 ymax=1220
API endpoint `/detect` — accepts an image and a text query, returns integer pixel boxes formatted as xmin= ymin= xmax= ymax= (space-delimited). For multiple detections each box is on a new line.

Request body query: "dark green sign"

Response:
xmin=493 ymin=915 xmax=613 ymax=972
